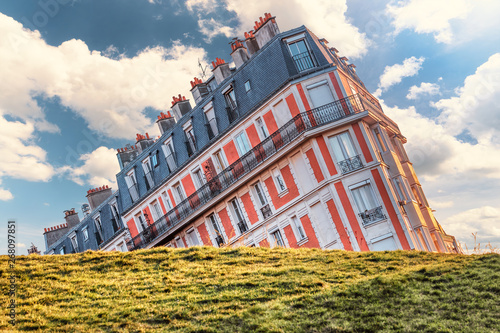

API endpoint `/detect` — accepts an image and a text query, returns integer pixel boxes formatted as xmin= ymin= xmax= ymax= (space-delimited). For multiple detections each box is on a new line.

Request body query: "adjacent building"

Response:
xmin=44 ymin=13 xmax=462 ymax=254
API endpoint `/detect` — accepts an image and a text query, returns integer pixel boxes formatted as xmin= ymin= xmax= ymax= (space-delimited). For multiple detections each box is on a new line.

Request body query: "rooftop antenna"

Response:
xmin=198 ymin=58 xmax=209 ymax=80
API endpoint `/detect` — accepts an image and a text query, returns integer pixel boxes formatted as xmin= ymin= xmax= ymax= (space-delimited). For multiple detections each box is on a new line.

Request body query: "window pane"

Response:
xmin=338 ymin=132 xmax=357 ymax=158
xmin=308 ymin=84 xmax=335 ymax=108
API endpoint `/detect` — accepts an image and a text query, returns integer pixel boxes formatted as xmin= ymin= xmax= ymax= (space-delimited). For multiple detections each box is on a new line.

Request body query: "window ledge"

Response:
xmin=297 ymin=237 xmax=309 ymax=247
xmin=362 ymin=218 xmax=387 ymax=228
xmin=278 ymin=189 xmax=289 ymax=198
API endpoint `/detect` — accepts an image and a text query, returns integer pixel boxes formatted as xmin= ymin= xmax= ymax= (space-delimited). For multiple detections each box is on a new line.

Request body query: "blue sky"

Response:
xmin=1 ymin=0 xmax=499 ymax=254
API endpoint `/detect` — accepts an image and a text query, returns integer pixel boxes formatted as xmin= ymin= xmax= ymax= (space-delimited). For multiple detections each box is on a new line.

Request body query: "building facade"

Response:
xmin=44 ymin=13 xmax=461 ymax=254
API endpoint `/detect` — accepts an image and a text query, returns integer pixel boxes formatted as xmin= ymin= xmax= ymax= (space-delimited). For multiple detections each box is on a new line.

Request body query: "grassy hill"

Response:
xmin=1 ymin=247 xmax=499 ymax=332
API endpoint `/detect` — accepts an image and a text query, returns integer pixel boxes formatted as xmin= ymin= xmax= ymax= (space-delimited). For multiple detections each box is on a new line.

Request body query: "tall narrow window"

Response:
xmin=209 ymin=213 xmax=224 ymax=247
xmin=186 ymin=229 xmax=199 ymax=247
xmin=175 ymin=237 xmax=185 ymax=248
xmin=192 ymin=169 xmax=206 ymax=189
xmin=273 ymin=100 xmax=292 ymax=127
xmin=161 ymin=191 xmax=173 ymax=210
xmin=142 ymin=157 xmax=154 ymax=190
xmin=205 ymin=107 xmax=218 ymax=139
xmin=256 ymin=117 xmax=269 ymax=139
xmin=272 ymin=168 xmax=287 ymax=193
xmin=110 ymin=204 xmax=121 ymax=233
xmin=288 ymin=39 xmax=314 ymax=72
xmin=82 ymin=227 xmax=89 ymax=242
xmin=351 ymin=183 xmax=385 ymax=225
xmin=151 ymin=151 xmax=159 ymax=168
xmin=272 ymin=230 xmax=285 ymax=247
xmin=173 ymin=183 xmax=186 ymax=203
xmin=225 ymin=88 xmax=238 ymax=123
xmin=185 ymin=125 xmax=197 ymax=156
xmin=245 ymin=80 xmax=251 ymax=92
xmin=135 ymin=213 xmax=147 ymax=233
xmin=125 ymin=170 xmax=139 ymax=202
xmin=253 ymin=182 xmax=271 ymax=219
xmin=213 ymin=150 xmax=228 ymax=173
xmin=230 ymin=199 xmax=248 ymax=234
xmin=329 ymin=132 xmax=362 ymax=174
xmin=234 ymin=132 xmax=251 ymax=156
xmin=291 ymin=216 xmax=306 ymax=240
xmin=70 ymin=235 xmax=78 ymax=252
xmin=94 ymin=216 xmax=104 ymax=244
xmin=151 ymin=201 xmax=163 ymax=221
xmin=373 ymin=128 xmax=387 ymax=152
xmin=392 ymin=177 xmax=407 ymax=202
xmin=162 ymin=139 xmax=177 ymax=172
xmin=307 ymin=81 xmax=335 ymax=108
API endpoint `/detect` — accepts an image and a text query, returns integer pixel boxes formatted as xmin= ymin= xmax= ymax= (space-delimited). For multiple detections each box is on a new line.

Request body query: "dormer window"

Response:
xmin=142 ymin=157 xmax=154 ymax=190
xmin=224 ymin=87 xmax=238 ymax=123
xmin=184 ymin=123 xmax=197 ymax=157
xmin=286 ymin=35 xmax=315 ymax=72
xmin=204 ymin=105 xmax=218 ymax=139
xmin=94 ymin=216 xmax=104 ymax=244
xmin=162 ymin=139 xmax=177 ymax=172
xmin=125 ymin=169 xmax=139 ymax=202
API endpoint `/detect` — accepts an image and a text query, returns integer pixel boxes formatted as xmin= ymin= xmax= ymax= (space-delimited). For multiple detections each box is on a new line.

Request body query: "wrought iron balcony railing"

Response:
xmin=338 ymin=155 xmax=363 ymax=174
xmin=260 ymin=204 xmax=272 ymax=219
xmin=127 ymin=94 xmax=366 ymax=250
xmin=359 ymin=206 xmax=386 ymax=226
xmin=292 ymin=51 xmax=315 ymax=72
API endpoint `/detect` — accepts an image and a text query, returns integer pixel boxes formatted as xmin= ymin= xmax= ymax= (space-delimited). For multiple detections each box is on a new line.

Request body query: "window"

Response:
xmin=162 ymin=139 xmax=177 ymax=172
xmin=186 ymin=229 xmax=200 ymax=247
xmin=234 ymin=132 xmax=251 ymax=156
xmin=151 ymin=200 xmax=163 ymax=222
xmin=225 ymin=88 xmax=238 ymax=123
xmin=208 ymin=214 xmax=224 ymax=247
xmin=288 ymin=39 xmax=314 ymax=71
xmin=245 ymin=80 xmax=251 ymax=92
xmin=142 ymin=157 xmax=154 ymax=190
xmin=110 ymin=204 xmax=121 ymax=233
xmin=391 ymin=136 xmax=409 ymax=162
xmin=272 ymin=168 xmax=287 ymax=193
xmin=373 ymin=128 xmax=387 ymax=152
xmin=307 ymin=81 xmax=335 ymax=108
xmin=230 ymin=199 xmax=248 ymax=234
xmin=134 ymin=213 xmax=148 ymax=233
xmin=273 ymin=100 xmax=292 ymax=127
xmin=253 ymin=182 xmax=271 ymax=219
xmin=192 ymin=169 xmax=206 ymax=189
xmin=175 ymin=237 xmax=185 ymax=248
xmin=94 ymin=216 xmax=104 ymax=244
xmin=59 ymin=247 xmax=65 ymax=255
xmin=205 ymin=107 xmax=218 ymax=139
xmin=256 ymin=117 xmax=269 ymax=139
xmin=272 ymin=230 xmax=285 ymax=247
xmin=328 ymin=132 xmax=362 ymax=174
xmin=350 ymin=182 xmax=385 ymax=225
xmin=173 ymin=183 xmax=186 ymax=203
xmin=185 ymin=125 xmax=197 ymax=156
xmin=118 ymin=242 xmax=127 ymax=252
xmin=151 ymin=151 xmax=159 ymax=168
xmin=125 ymin=170 xmax=139 ymax=202
xmin=291 ymin=216 xmax=306 ymax=240
xmin=82 ymin=227 xmax=89 ymax=241
xmin=70 ymin=235 xmax=78 ymax=252
xmin=213 ymin=150 xmax=228 ymax=173
xmin=161 ymin=191 xmax=173 ymax=210
xmin=392 ymin=177 xmax=407 ymax=202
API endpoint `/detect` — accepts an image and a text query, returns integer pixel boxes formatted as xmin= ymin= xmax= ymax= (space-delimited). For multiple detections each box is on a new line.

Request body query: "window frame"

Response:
xmin=82 ymin=227 xmax=89 ymax=242
xmin=291 ymin=215 xmax=306 ymax=241
xmin=271 ymin=229 xmax=285 ymax=247
xmin=234 ymin=131 xmax=252 ymax=156
xmin=186 ymin=228 xmax=200 ymax=247
xmin=272 ymin=168 xmax=287 ymax=194
xmin=172 ymin=182 xmax=186 ymax=204
xmin=255 ymin=117 xmax=269 ymax=139
xmin=229 ymin=198 xmax=248 ymax=234
xmin=192 ymin=168 xmax=206 ymax=189
xmin=134 ymin=212 xmax=148 ymax=233
xmin=213 ymin=149 xmax=228 ymax=174
xmin=150 ymin=200 xmax=163 ymax=222
xmin=208 ymin=213 xmax=225 ymax=246
xmin=162 ymin=138 xmax=177 ymax=172
xmin=244 ymin=80 xmax=251 ymax=92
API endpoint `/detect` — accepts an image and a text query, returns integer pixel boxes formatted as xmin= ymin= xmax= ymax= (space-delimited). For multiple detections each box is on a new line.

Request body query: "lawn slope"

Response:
xmin=1 ymin=247 xmax=499 ymax=332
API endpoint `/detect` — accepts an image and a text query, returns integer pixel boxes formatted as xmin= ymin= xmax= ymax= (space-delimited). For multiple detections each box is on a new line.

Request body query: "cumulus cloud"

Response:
xmin=0 ymin=13 xmax=208 ymax=140
xmin=374 ymin=56 xmax=425 ymax=96
xmin=433 ymin=53 xmax=500 ymax=145
xmin=0 ymin=180 xmax=13 ymax=201
xmin=387 ymin=0 xmax=500 ymax=45
xmin=406 ymin=82 xmax=440 ymax=99
xmin=198 ymin=18 xmax=234 ymax=42
xmin=186 ymin=0 xmax=370 ymax=59
xmin=63 ymin=146 xmax=120 ymax=188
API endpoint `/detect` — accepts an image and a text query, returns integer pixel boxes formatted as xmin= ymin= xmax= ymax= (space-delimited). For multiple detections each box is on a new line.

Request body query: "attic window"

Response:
xmin=245 ymin=80 xmax=251 ymax=92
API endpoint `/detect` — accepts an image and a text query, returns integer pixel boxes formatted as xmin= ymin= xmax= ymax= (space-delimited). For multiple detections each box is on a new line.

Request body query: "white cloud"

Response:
xmin=374 ymin=56 xmax=425 ymax=96
xmin=186 ymin=0 xmax=370 ymax=59
xmin=0 ymin=13 xmax=209 ymax=140
xmin=0 ymin=181 xmax=13 ymax=201
xmin=387 ymin=0 xmax=500 ymax=45
xmin=442 ymin=206 xmax=500 ymax=250
xmin=198 ymin=18 xmax=234 ymax=43
xmin=433 ymin=53 xmax=500 ymax=145
xmin=406 ymin=82 xmax=440 ymax=99
xmin=17 ymin=242 xmax=26 ymax=248
xmin=428 ymin=199 xmax=454 ymax=209
xmin=64 ymin=146 xmax=120 ymax=189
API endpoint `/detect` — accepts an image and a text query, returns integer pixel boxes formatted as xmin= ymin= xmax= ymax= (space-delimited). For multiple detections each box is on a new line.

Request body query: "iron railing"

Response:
xmin=359 ymin=206 xmax=386 ymax=226
xmin=260 ymin=204 xmax=272 ymax=219
xmin=127 ymin=94 xmax=366 ymax=250
xmin=338 ymin=155 xmax=363 ymax=174
xmin=128 ymin=183 xmax=139 ymax=202
xmin=292 ymin=51 xmax=315 ymax=72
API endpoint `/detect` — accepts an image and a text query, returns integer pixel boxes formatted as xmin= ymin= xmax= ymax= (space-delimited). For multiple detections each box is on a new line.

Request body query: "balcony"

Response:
xmin=292 ymin=50 xmax=315 ymax=72
xmin=338 ymin=155 xmax=363 ymax=174
xmin=359 ymin=206 xmax=386 ymax=226
xmin=127 ymin=94 xmax=367 ymax=250
xmin=237 ymin=221 xmax=248 ymax=234
xmin=260 ymin=204 xmax=272 ymax=219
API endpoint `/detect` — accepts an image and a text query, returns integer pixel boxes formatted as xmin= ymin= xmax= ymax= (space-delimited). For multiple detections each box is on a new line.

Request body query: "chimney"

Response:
xmin=244 ymin=31 xmax=259 ymax=56
xmin=190 ymin=77 xmax=210 ymax=104
xmin=211 ymin=57 xmax=231 ymax=85
xmin=43 ymin=222 xmax=69 ymax=249
xmin=86 ymin=185 xmax=113 ymax=211
xmin=170 ymin=94 xmax=192 ymax=121
xmin=82 ymin=203 xmax=90 ymax=217
xmin=156 ymin=111 xmax=176 ymax=134
xmin=253 ymin=13 xmax=280 ymax=49
xmin=116 ymin=144 xmax=140 ymax=169
xmin=135 ymin=132 xmax=155 ymax=153
xmin=230 ymin=39 xmax=249 ymax=69
xmin=64 ymin=208 xmax=80 ymax=229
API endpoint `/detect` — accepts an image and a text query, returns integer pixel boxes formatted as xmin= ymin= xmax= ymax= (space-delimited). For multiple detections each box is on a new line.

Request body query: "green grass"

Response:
xmin=1 ymin=248 xmax=499 ymax=332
